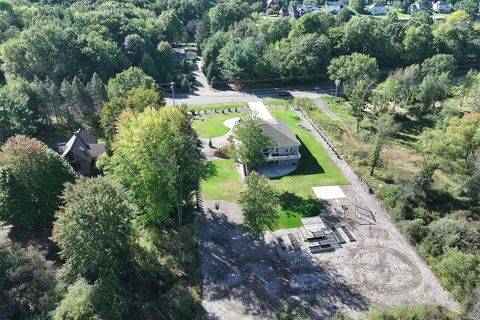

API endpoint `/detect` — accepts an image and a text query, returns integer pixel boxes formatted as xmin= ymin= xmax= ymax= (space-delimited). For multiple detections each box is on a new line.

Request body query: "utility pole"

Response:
xmin=170 ymin=81 xmax=176 ymax=107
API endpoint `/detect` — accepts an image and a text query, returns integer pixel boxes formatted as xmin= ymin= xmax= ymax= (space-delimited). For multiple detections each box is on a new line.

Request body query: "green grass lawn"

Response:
xmin=202 ymin=159 xmax=243 ymax=202
xmin=200 ymin=108 xmax=349 ymax=229
xmin=192 ymin=113 xmax=245 ymax=138
xmin=270 ymin=109 xmax=349 ymax=229
xmin=188 ymin=102 xmax=247 ymax=112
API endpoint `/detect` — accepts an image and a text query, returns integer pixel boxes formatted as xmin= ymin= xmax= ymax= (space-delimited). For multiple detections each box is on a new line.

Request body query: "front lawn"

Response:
xmin=192 ymin=113 xmax=245 ymax=138
xmin=202 ymin=159 xmax=242 ymax=202
xmin=270 ymin=109 xmax=349 ymax=228
xmin=269 ymin=109 xmax=349 ymax=197
xmin=200 ymin=108 xmax=349 ymax=229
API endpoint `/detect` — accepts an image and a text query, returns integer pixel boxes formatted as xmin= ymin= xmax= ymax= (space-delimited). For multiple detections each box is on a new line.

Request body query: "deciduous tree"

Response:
xmin=239 ymin=171 xmax=279 ymax=234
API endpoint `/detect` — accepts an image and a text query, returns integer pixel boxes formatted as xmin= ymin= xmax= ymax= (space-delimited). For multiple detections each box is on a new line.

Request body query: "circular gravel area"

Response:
xmin=223 ymin=117 xmax=240 ymax=129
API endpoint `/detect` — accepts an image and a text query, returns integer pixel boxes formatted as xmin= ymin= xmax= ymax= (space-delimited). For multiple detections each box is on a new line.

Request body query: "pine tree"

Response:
xmin=32 ymin=76 xmax=50 ymax=125
xmin=45 ymin=77 xmax=62 ymax=125
xmin=60 ymin=79 xmax=75 ymax=125
xmin=86 ymin=73 xmax=107 ymax=113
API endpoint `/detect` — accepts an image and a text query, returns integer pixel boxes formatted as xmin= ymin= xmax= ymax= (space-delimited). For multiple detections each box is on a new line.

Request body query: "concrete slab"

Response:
xmin=312 ymin=185 xmax=347 ymax=200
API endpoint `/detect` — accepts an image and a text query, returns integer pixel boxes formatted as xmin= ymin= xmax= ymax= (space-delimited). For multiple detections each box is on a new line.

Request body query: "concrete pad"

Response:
xmin=312 ymin=185 xmax=346 ymax=200
xmin=248 ymin=101 xmax=277 ymax=124
xmin=223 ymin=117 xmax=240 ymax=129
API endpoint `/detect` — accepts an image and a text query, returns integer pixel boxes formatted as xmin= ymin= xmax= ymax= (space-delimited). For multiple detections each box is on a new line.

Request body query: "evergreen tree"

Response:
xmin=60 ymin=79 xmax=75 ymax=125
xmin=86 ymin=73 xmax=107 ymax=113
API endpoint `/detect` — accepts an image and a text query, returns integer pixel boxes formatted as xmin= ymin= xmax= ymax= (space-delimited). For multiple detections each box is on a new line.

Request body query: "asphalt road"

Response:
xmin=166 ymin=87 xmax=338 ymax=106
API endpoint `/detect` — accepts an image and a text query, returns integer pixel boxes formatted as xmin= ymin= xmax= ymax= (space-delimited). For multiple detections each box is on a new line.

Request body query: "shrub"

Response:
xmin=401 ymin=219 xmax=427 ymax=244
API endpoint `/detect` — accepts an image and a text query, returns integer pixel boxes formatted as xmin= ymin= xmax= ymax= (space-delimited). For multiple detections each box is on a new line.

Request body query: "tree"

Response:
xmin=218 ymin=37 xmax=264 ymax=81
xmin=370 ymin=113 xmax=401 ymax=175
xmin=208 ymin=0 xmax=252 ymax=32
xmin=349 ymin=0 xmax=364 ymax=13
xmin=0 ymin=82 xmax=37 ymax=142
xmin=53 ymin=177 xmax=133 ymax=281
xmin=101 ymin=87 xmax=163 ymax=145
xmin=420 ymin=54 xmax=456 ymax=77
xmin=256 ymin=17 xmax=292 ymax=44
xmin=106 ymin=67 xmax=159 ymax=99
xmin=230 ymin=114 xmax=274 ymax=171
xmin=349 ymin=80 xmax=369 ymax=133
xmin=289 ymin=12 xmax=334 ymax=37
xmin=239 ymin=171 xmax=279 ymax=234
xmin=53 ymin=278 xmax=129 ymax=320
xmin=0 ymin=136 xmax=75 ymax=228
xmin=86 ymin=73 xmax=107 ymax=113
xmin=1 ymin=22 xmax=79 ymax=82
xmin=327 ymin=53 xmax=379 ymax=97
xmin=403 ymin=24 xmax=434 ymax=64
xmin=415 ymin=73 xmax=451 ymax=116
xmin=106 ymin=107 xmax=201 ymax=228
xmin=265 ymin=34 xmax=331 ymax=80
xmin=158 ymin=10 xmax=185 ymax=44
xmin=0 ymin=234 xmax=56 ymax=318
xmin=460 ymin=69 xmax=479 ymax=107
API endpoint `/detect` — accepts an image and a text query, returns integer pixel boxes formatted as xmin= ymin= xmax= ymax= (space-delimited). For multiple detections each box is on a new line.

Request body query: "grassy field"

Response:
xmin=192 ymin=113 xmax=245 ymax=138
xmin=202 ymin=159 xmax=243 ymax=202
xmin=188 ymin=102 xmax=247 ymax=112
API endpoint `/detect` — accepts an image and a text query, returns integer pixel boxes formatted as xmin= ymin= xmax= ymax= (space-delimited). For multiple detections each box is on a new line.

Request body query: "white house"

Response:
xmin=432 ymin=1 xmax=453 ymax=13
xmin=408 ymin=2 xmax=426 ymax=14
xmin=246 ymin=102 xmax=301 ymax=176
xmin=368 ymin=2 xmax=389 ymax=15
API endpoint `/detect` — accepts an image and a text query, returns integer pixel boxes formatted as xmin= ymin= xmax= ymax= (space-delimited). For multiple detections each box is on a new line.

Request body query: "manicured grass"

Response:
xmin=202 ymin=159 xmax=243 ymax=202
xmin=270 ymin=109 xmax=349 ymax=197
xmin=188 ymin=102 xmax=247 ymax=112
xmin=263 ymin=98 xmax=294 ymax=106
xmin=269 ymin=109 xmax=349 ymax=228
xmin=201 ymin=108 xmax=349 ymax=229
xmin=192 ymin=113 xmax=246 ymax=138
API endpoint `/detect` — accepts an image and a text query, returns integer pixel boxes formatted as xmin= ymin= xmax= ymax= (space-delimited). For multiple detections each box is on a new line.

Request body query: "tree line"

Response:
xmin=197 ymin=6 xmax=480 ymax=84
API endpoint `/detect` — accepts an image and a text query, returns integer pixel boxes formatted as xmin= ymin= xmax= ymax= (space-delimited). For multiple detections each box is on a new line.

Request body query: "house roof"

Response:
xmin=61 ymin=129 xmax=105 ymax=163
xmin=247 ymin=102 xmax=300 ymax=147
xmin=368 ymin=2 xmax=386 ymax=8
xmin=261 ymin=119 xmax=301 ymax=147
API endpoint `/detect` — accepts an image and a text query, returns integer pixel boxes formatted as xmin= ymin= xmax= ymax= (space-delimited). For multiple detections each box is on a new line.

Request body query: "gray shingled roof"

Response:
xmin=261 ymin=119 xmax=301 ymax=147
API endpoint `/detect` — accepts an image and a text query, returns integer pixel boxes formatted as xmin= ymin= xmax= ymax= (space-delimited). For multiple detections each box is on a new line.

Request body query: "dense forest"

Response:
xmin=198 ymin=4 xmax=480 ymax=84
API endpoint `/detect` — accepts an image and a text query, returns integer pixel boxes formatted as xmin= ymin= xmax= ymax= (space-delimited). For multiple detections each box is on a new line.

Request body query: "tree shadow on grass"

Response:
xmin=278 ymin=192 xmax=323 ymax=219
xmin=270 ymin=138 xmax=325 ymax=181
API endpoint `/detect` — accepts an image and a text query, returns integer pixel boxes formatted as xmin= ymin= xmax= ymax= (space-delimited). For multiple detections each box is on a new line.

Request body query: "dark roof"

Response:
xmin=261 ymin=119 xmax=301 ymax=147
xmin=61 ymin=129 xmax=105 ymax=163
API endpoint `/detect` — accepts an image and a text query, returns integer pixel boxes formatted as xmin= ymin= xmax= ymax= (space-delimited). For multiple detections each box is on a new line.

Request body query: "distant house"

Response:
xmin=57 ymin=129 xmax=105 ymax=176
xmin=289 ymin=4 xmax=301 ymax=18
xmin=432 ymin=0 xmax=453 ymax=13
xmin=266 ymin=0 xmax=276 ymax=8
xmin=301 ymin=4 xmax=320 ymax=12
xmin=408 ymin=2 xmax=426 ymax=14
xmin=185 ymin=51 xmax=197 ymax=61
xmin=325 ymin=1 xmax=343 ymax=13
xmin=172 ymin=48 xmax=185 ymax=65
xmin=368 ymin=2 xmax=389 ymax=15
xmin=245 ymin=102 xmax=301 ymax=177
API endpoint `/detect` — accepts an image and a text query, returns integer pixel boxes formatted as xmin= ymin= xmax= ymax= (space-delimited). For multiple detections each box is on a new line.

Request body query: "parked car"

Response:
xmin=278 ymin=90 xmax=292 ymax=97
